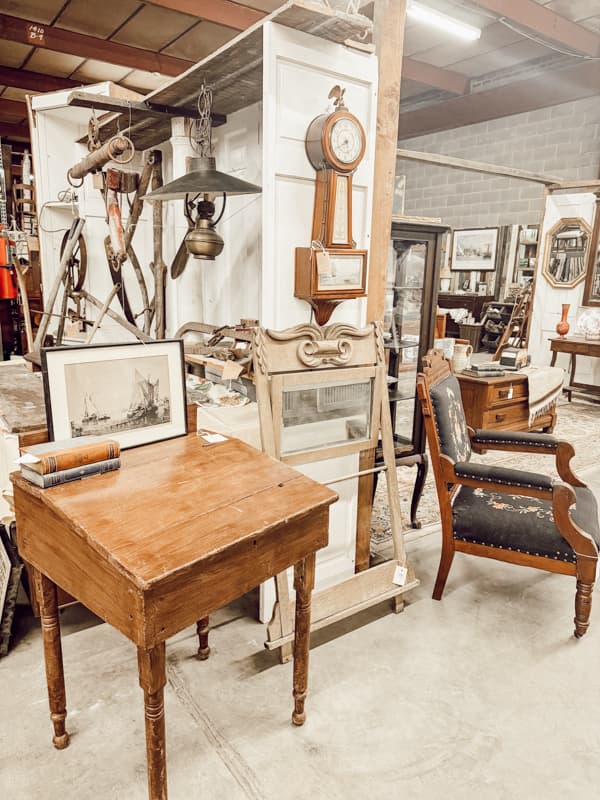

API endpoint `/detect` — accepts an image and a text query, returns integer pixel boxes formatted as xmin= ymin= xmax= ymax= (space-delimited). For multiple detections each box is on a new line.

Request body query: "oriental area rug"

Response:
xmin=371 ymin=398 xmax=600 ymax=549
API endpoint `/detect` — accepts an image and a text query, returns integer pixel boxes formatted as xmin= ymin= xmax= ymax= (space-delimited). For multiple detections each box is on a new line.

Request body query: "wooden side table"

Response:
xmin=457 ymin=371 xmax=556 ymax=433
xmin=549 ymin=336 xmax=600 ymax=403
xmin=12 ymin=433 xmax=337 ymax=800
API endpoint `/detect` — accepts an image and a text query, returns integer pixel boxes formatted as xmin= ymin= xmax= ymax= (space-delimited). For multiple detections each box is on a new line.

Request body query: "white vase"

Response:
xmin=440 ymin=277 xmax=451 ymax=292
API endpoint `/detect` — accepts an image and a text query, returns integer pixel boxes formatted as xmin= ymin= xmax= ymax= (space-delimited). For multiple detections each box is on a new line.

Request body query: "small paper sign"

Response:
xmin=222 ymin=360 xmax=244 ymax=380
xmin=316 ymin=250 xmax=331 ymax=276
xmin=200 ymin=432 xmax=227 ymax=444
xmin=392 ymin=564 xmax=408 ymax=586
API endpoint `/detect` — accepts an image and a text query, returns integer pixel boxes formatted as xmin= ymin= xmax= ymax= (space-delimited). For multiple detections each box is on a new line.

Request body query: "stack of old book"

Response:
xmin=18 ymin=436 xmax=121 ymax=488
xmin=461 ymin=362 xmax=506 ymax=377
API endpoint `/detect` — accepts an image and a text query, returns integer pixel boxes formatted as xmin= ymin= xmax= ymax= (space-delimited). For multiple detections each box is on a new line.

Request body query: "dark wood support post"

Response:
xmin=292 ymin=552 xmax=316 ymax=726
xmin=137 ymin=643 xmax=168 ymax=800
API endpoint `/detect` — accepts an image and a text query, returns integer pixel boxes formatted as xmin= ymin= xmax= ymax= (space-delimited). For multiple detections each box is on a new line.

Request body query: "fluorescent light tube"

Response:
xmin=407 ymin=1 xmax=482 ymax=41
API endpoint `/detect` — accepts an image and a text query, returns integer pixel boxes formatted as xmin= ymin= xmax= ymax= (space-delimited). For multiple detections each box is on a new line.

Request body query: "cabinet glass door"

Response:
xmin=384 ymin=236 xmax=429 ymax=451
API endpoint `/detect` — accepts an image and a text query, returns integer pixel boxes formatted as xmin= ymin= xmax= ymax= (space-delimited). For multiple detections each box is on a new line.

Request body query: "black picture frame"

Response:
xmin=41 ymin=340 xmax=188 ymax=448
xmin=0 ymin=524 xmax=23 ymax=658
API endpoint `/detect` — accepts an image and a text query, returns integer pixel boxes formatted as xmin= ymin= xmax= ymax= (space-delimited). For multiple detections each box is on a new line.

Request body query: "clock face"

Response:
xmin=329 ymin=117 xmax=364 ymax=166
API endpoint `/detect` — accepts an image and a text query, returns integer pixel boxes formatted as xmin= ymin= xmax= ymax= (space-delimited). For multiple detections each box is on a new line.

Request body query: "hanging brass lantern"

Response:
xmin=143 ymin=85 xmax=261 ymax=262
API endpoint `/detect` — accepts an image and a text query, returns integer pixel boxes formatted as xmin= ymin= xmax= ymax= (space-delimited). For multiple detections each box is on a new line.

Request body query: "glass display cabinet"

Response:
xmin=377 ymin=218 xmax=449 ymax=527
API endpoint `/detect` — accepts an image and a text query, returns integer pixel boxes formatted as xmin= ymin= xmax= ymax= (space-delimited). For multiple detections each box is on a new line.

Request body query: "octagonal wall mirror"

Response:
xmin=542 ymin=217 xmax=592 ymax=288
xmin=582 ymin=196 xmax=600 ymax=306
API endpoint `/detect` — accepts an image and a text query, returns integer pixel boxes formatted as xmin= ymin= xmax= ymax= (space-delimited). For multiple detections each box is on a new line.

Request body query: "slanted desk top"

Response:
xmin=12 ymin=432 xmax=337 ymax=799
xmin=13 ymin=433 xmax=336 ymax=646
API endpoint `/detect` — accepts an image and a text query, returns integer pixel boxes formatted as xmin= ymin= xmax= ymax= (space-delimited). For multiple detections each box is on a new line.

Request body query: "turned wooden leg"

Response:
xmin=34 ymin=569 xmax=69 ymax=750
xmin=292 ymin=552 xmax=316 ymax=726
xmin=196 ymin=616 xmax=210 ymax=660
xmin=410 ymin=455 xmax=428 ymax=530
xmin=432 ymin=543 xmax=455 ymax=601
xmin=137 ymin=643 xmax=168 ymax=800
xmin=574 ymin=579 xmax=594 ymax=639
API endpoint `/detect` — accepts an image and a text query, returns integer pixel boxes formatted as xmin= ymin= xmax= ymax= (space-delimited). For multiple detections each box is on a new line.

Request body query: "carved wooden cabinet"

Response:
xmin=378 ymin=218 xmax=449 ymax=527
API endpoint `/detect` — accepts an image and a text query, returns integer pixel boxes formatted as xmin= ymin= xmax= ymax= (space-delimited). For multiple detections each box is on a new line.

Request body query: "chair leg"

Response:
xmin=196 ymin=616 xmax=210 ymax=660
xmin=574 ymin=580 xmax=594 ymax=639
xmin=432 ymin=543 xmax=454 ymax=601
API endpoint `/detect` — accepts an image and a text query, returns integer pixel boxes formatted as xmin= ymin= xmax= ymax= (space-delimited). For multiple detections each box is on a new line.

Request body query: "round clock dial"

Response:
xmin=330 ymin=118 xmax=363 ymax=165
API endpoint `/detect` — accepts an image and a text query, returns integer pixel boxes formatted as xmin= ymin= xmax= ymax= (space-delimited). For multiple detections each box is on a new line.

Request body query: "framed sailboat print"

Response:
xmin=41 ymin=340 xmax=187 ymax=448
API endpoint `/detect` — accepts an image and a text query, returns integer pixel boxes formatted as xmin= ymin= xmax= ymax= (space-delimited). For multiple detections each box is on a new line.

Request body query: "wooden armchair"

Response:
xmin=416 ymin=349 xmax=599 ymax=638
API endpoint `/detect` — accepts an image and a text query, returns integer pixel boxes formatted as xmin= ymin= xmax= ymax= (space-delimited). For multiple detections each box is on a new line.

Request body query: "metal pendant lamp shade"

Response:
xmin=142 ymin=84 xmax=262 ymax=262
xmin=143 ymin=157 xmax=262 ymax=201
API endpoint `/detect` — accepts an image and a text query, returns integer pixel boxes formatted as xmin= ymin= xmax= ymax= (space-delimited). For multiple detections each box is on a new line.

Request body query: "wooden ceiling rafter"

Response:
xmin=403 ymin=56 xmax=470 ymax=95
xmin=0 ymin=65 xmax=80 ymax=94
xmin=468 ymin=0 xmax=600 ymax=58
xmin=0 ymin=121 xmax=30 ymax=140
xmin=143 ymin=0 xmax=265 ymax=32
xmin=0 ymin=97 xmax=28 ymax=118
xmin=398 ymin=58 xmax=600 ymax=139
xmin=0 ymin=12 xmax=195 ymax=77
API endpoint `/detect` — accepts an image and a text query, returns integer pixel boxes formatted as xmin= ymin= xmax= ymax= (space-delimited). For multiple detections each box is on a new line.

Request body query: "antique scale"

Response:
xmin=295 ymin=86 xmax=368 ymax=324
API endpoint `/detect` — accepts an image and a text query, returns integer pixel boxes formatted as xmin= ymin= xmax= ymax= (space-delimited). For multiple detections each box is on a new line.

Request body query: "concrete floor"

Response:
xmin=2 ymin=468 xmax=600 ymax=799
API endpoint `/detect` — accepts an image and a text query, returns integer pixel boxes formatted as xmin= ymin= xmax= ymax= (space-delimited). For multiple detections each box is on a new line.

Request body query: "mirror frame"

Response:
xmin=582 ymin=195 xmax=600 ymax=307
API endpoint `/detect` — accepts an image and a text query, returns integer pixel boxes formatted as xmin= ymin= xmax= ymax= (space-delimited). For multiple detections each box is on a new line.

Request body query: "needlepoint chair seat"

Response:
xmin=453 ymin=483 xmax=600 ymax=564
xmin=416 ymin=348 xmax=599 ymax=638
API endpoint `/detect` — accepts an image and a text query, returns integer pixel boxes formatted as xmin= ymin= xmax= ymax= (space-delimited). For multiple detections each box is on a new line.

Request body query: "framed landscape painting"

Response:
xmin=451 ymin=227 xmax=499 ymax=271
xmin=41 ymin=340 xmax=187 ymax=449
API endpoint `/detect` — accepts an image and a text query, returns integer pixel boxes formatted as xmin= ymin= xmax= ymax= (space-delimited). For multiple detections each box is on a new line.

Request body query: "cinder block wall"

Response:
xmin=398 ymin=96 xmax=600 ymax=229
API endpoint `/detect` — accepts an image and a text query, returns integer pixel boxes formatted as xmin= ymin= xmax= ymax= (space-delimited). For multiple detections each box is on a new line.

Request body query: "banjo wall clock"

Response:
xmin=295 ymin=86 xmax=368 ymax=324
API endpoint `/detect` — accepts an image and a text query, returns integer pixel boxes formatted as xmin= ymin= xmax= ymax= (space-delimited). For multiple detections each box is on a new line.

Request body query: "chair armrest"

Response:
xmin=471 ymin=430 xmax=558 ymax=451
xmin=454 ymin=461 xmax=553 ymax=493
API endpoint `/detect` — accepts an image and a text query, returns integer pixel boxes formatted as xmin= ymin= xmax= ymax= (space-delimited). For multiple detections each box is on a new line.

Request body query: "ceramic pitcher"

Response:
xmin=452 ymin=342 xmax=473 ymax=372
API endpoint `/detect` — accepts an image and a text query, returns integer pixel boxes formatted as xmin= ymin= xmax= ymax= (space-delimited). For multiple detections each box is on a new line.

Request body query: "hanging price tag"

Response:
xmin=392 ymin=564 xmax=408 ymax=586
xmin=316 ymin=250 xmax=331 ymax=276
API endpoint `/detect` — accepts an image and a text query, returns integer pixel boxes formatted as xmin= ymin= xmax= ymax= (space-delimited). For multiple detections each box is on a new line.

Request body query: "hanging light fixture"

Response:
xmin=144 ymin=84 xmax=262 ymax=261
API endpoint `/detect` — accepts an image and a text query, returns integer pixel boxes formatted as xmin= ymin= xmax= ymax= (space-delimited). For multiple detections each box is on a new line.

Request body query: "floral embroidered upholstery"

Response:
xmin=429 ymin=374 xmax=471 ymax=464
xmin=453 ymin=485 xmax=600 ymax=563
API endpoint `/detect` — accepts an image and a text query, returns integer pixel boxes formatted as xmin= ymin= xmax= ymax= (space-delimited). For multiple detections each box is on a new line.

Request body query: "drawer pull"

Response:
xmin=495 ymin=413 xmax=506 ymax=422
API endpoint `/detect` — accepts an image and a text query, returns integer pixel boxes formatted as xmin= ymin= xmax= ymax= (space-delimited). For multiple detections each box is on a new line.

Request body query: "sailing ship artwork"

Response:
xmin=65 ymin=354 xmax=172 ymax=438
xmin=451 ymin=228 xmax=498 ymax=272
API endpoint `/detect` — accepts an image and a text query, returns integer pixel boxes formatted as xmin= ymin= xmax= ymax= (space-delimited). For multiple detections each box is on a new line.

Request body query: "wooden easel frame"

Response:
xmin=252 ymin=321 xmax=419 ymax=661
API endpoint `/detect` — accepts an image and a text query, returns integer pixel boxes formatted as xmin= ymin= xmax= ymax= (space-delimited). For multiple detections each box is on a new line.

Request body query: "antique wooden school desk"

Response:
xmin=12 ymin=432 xmax=337 ymax=800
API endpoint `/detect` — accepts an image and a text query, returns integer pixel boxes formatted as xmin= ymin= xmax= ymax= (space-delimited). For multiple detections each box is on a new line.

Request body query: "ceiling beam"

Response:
xmin=0 ymin=13 xmax=194 ymax=77
xmin=0 ymin=98 xmax=28 ymax=118
xmin=0 ymin=65 xmax=80 ymax=93
xmin=403 ymin=57 xmax=469 ymax=95
xmin=398 ymin=60 xmax=600 ymax=139
xmin=469 ymin=0 xmax=600 ymax=58
xmin=143 ymin=0 xmax=264 ymax=31
xmin=0 ymin=121 xmax=30 ymax=140
xmin=396 ymin=148 xmax=563 ymax=185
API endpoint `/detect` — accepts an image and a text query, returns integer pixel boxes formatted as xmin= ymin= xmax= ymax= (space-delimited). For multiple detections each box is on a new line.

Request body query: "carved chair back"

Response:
xmin=416 ymin=348 xmax=471 ymax=514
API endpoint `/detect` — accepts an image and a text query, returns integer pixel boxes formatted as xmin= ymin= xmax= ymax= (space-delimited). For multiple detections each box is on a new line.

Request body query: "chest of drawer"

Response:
xmin=487 ymin=380 xmax=528 ymax=407
xmin=481 ymin=400 xmax=529 ymax=429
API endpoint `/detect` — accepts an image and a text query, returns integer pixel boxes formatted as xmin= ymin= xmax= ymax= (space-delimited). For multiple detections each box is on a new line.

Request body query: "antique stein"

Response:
xmin=452 ymin=342 xmax=473 ymax=372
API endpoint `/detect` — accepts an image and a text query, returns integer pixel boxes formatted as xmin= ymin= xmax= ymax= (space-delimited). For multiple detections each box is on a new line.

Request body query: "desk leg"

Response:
xmin=568 ymin=354 xmax=577 ymax=402
xmin=196 ymin=616 xmax=210 ymax=660
xmin=34 ymin=569 xmax=70 ymax=750
xmin=137 ymin=643 xmax=168 ymax=800
xmin=292 ymin=552 xmax=316 ymax=727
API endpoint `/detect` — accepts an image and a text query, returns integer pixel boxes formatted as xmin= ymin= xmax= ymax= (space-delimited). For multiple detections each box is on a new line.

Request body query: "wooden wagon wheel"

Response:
xmin=60 ymin=229 xmax=87 ymax=292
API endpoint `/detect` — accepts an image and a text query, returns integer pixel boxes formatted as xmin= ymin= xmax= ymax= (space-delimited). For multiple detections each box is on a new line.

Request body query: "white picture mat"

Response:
xmin=44 ymin=342 xmax=187 ymax=449
xmin=451 ymin=228 xmax=498 ymax=271
xmin=318 ymin=254 xmax=364 ymax=290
